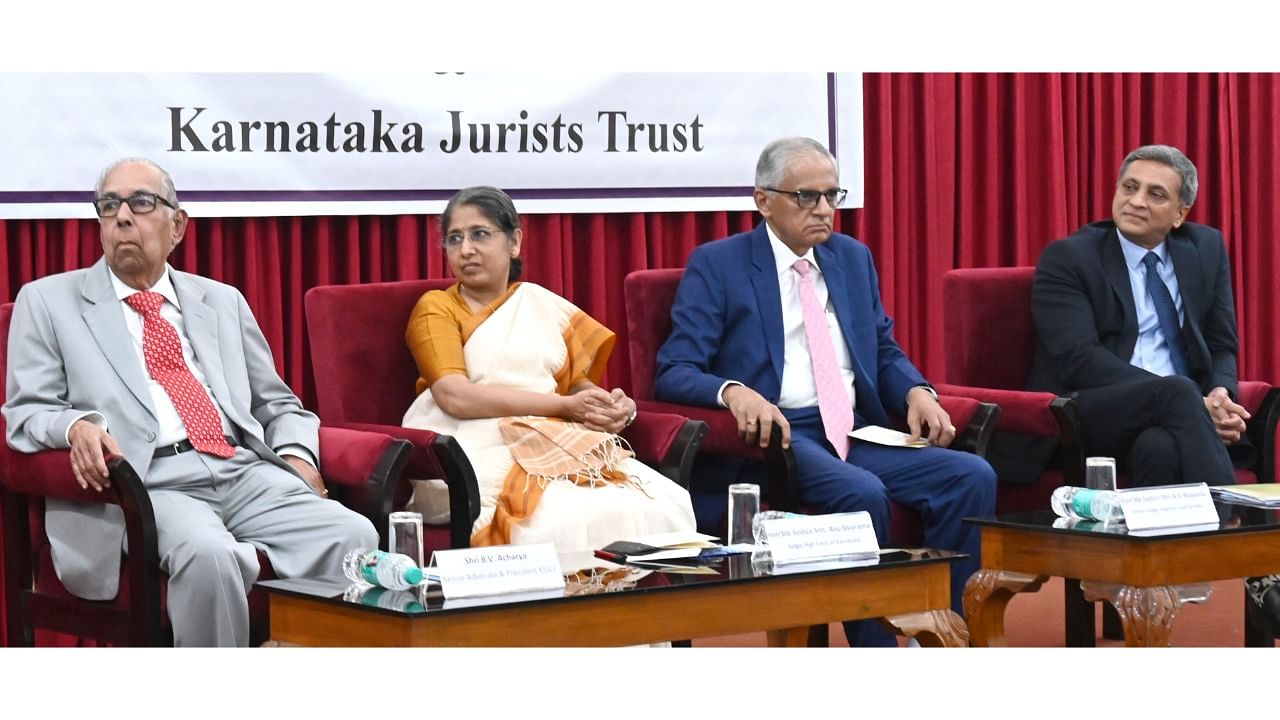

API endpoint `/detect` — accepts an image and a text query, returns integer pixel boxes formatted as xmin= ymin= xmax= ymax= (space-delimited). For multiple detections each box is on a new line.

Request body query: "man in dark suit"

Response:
xmin=1028 ymin=145 xmax=1246 ymax=487
xmin=1025 ymin=143 xmax=1278 ymax=629
xmin=654 ymin=137 xmax=995 ymax=645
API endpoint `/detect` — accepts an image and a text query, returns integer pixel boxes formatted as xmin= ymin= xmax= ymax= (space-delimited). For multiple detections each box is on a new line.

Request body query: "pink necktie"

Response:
xmin=793 ymin=259 xmax=854 ymax=460
xmin=123 ymin=291 xmax=236 ymax=459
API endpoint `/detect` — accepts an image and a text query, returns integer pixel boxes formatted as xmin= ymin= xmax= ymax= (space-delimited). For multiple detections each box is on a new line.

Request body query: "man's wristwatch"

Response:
xmin=912 ymin=384 xmax=939 ymax=401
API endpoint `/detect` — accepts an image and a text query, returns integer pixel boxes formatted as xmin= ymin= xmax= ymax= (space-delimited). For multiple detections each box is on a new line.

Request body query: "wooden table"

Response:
xmin=963 ymin=510 xmax=1280 ymax=647
xmin=262 ymin=549 xmax=969 ymax=647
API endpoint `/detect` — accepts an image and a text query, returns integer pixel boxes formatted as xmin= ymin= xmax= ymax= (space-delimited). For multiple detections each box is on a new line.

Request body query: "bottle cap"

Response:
xmin=405 ymin=566 xmax=424 ymax=585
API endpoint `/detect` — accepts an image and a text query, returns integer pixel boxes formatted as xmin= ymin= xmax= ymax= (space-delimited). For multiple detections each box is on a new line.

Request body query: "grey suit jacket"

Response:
xmin=2 ymin=258 xmax=319 ymax=600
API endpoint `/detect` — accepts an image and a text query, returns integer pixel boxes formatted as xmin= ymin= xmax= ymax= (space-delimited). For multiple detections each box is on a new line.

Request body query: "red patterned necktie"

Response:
xmin=793 ymin=259 xmax=854 ymax=460
xmin=123 ymin=291 xmax=236 ymax=458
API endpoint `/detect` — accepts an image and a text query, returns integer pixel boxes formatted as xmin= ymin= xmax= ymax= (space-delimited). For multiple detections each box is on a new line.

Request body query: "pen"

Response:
xmin=593 ymin=549 xmax=625 ymax=563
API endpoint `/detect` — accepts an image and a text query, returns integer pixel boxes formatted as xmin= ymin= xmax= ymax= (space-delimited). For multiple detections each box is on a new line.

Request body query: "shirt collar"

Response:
xmin=109 ymin=264 xmax=181 ymax=309
xmin=766 ymin=222 xmax=820 ymax=277
xmin=1117 ymin=229 xmax=1169 ymax=271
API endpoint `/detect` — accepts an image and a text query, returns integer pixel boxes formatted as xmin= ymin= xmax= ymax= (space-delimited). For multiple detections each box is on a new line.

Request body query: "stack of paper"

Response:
xmin=1208 ymin=484 xmax=1280 ymax=508
xmin=849 ymin=425 xmax=928 ymax=448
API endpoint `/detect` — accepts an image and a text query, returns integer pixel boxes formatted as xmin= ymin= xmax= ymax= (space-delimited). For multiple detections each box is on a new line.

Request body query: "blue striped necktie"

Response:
xmin=1141 ymin=251 xmax=1190 ymax=377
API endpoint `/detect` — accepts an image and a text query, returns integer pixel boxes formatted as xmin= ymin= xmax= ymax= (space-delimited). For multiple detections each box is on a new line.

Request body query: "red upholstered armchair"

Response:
xmin=303 ymin=278 xmax=707 ymax=556
xmin=938 ymin=266 xmax=1280 ymax=646
xmin=622 ymin=268 xmax=1001 ymax=545
xmin=938 ymin=267 xmax=1280 ymax=507
xmin=0 ymin=301 xmax=413 ymax=646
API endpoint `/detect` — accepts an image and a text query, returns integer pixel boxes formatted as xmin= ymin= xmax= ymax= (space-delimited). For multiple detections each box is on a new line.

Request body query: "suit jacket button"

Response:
xmin=146 ymin=432 xmax=156 ymax=442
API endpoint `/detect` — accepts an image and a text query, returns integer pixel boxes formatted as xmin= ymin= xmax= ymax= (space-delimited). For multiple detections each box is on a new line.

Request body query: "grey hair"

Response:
xmin=1118 ymin=145 xmax=1198 ymax=206
xmin=755 ymin=137 xmax=838 ymax=188
xmin=94 ymin=157 xmax=180 ymax=206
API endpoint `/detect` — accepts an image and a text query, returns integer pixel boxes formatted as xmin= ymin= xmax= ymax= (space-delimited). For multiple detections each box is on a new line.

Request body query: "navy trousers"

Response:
xmin=782 ymin=406 xmax=997 ymax=646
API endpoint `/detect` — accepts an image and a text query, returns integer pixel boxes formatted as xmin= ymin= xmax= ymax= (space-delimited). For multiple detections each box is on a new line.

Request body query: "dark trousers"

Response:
xmin=782 ymin=406 xmax=997 ymax=646
xmin=1074 ymin=375 xmax=1235 ymax=488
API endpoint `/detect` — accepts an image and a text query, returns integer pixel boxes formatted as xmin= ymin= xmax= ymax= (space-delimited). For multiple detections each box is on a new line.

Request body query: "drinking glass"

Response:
xmin=1085 ymin=457 xmax=1117 ymax=491
xmin=388 ymin=511 xmax=424 ymax=568
xmin=727 ymin=483 xmax=760 ymax=547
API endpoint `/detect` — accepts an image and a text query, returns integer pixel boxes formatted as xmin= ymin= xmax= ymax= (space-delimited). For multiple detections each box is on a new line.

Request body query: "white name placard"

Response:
xmin=429 ymin=543 xmax=565 ymax=600
xmin=1119 ymin=483 xmax=1219 ymax=531
xmin=759 ymin=511 xmax=879 ymax=565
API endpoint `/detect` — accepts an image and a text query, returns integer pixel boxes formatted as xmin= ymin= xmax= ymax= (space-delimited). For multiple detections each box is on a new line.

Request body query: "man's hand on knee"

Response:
xmin=1205 ymin=386 xmax=1249 ymax=444
xmin=906 ymin=387 xmax=956 ymax=447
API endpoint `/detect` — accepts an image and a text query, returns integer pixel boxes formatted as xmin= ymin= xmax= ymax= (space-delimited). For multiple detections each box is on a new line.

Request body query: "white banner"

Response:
xmin=0 ymin=73 xmax=862 ymax=218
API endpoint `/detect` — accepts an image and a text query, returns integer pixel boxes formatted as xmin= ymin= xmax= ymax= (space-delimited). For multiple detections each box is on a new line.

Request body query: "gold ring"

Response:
xmin=747 ymin=419 xmax=757 ymax=425
xmin=321 ymin=489 xmax=329 ymax=496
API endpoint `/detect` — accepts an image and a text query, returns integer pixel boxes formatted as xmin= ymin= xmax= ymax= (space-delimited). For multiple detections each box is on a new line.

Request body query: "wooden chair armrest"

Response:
xmin=317 ymin=426 xmax=412 ymax=547
xmin=334 ymin=422 xmax=480 ymax=550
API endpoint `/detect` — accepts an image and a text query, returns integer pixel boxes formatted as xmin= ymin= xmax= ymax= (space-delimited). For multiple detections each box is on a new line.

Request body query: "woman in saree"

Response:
xmin=401 ymin=186 xmax=695 ymax=551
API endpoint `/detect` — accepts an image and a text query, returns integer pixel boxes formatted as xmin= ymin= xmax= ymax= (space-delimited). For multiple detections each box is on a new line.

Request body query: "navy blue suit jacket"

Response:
xmin=655 ymin=222 xmax=927 ymax=429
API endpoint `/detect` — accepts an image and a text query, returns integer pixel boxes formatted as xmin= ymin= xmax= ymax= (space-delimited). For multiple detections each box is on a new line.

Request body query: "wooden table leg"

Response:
xmin=963 ymin=569 xmax=1047 ymax=647
xmin=1080 ymin=582 xmax=1210 ymax=647
xmin=881 ymin=609 xmax=969 ymax=647
xmin=766 ymin=626 xmax=812 ymax=647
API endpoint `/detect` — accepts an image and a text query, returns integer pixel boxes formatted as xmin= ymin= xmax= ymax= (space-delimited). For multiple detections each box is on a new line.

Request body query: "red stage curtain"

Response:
xmin=2 ymin=73 xmax=1278 ymax=411
xmin=5 ymin=71 xmax=1280 ymax=647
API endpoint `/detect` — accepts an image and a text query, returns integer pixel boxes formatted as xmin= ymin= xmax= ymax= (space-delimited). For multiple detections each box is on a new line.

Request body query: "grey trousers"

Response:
xmin=146 ymin=446 xmax=377 ymax=646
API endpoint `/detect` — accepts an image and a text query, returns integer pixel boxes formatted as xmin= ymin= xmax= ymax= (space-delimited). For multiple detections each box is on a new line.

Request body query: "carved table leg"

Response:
xmin=963 ymin=569 xmax=1047 ymax=647
xmin=881 ymin=609 xmax=969 ymax=647
xmin=1080 ymin=582 xmax=1212 ymax=647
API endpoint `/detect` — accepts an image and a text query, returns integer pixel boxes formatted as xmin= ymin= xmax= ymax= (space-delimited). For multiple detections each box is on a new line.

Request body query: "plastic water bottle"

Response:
xmin=341 ymin=583 xmax=426 ymax=613
xmin=342 ymin=549 xmax=424 ymax=590
xmin=359 ymin=587 xmax=426 ymax=613
xmin=752 ymin=510 xmax=805 ymax=545
xmin=1050 ymin=487 xmax=1125 ymax=523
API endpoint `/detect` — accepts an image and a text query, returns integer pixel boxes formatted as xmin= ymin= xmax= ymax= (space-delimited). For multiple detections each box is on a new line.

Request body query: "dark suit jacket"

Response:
xmin=1028 ymin=219 xmax=1239 ymax=398
xmin=989 ymin=219 xmax=1245 ymax=485
xmin=655 ymin=221 xmax=927 ymax=436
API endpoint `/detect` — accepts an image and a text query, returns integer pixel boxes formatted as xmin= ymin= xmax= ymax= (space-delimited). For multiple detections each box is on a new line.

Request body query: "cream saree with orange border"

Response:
xmin=402 ymin=282 xmax=694 ymax=552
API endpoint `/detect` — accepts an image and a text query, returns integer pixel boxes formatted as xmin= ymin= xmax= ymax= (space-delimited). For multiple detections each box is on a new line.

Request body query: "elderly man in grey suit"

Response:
xmin=3 ymin=158 xmax=377 ymax=647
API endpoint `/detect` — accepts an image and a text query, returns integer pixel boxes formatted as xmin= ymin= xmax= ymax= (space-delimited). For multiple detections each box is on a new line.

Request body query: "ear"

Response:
xmin=1172 ymin=204 xmax=1191 ymax=229
xmin=509 ymin=227 xmax=523 ymax=257
xmin=753 ymin=188 xmax=771 ymax=217
xmin=170 ymin=208 xmax=189 ymax=248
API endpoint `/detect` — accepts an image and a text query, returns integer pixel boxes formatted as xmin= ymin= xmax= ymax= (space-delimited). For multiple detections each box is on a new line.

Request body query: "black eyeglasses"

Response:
xmin=92 ymin=192 xmax=177 ymax=218
xmin=763 ymin=187 xmax=848 ymax=209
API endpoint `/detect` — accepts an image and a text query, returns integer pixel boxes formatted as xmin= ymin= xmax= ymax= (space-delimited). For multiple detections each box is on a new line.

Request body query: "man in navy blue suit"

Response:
xmin=655 ymin=137 xmax=995 ymax=645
